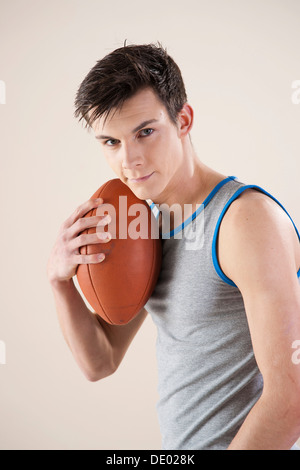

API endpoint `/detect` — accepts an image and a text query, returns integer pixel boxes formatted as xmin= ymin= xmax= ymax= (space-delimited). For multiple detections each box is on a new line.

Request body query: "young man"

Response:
xmin=47 ymin=43 xmax=300 ymax=450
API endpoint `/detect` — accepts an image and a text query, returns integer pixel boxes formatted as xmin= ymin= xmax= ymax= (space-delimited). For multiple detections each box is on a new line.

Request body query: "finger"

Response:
xmin=73 ymin=252 xmax=106 ymax=265
xmin=68 ymin=214 xmax=110 ymax=239
xmin=63 ymin=198 xmax=103 ymax=229
xmin=69 ymin=231 xmax=111 ymax=251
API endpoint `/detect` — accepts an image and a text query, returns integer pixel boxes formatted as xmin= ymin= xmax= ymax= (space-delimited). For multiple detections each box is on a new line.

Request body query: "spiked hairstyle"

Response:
xmin=74 ymin=42 xmax=188 ymax=130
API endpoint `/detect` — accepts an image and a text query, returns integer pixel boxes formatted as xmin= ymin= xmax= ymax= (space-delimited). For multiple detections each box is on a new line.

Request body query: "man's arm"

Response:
xmin=47 ymin=197 xmax=147 ymax=381
xmin=49 ymin=278 xmax=147 ymax=381
xmin=218 ymin=189 xmax=300 ymax=450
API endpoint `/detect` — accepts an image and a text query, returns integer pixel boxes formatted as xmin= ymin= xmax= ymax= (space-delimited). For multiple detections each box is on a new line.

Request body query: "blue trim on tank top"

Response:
xmin=160 ymin=176 xmax=237 ymax=239
xmin=212 ymin=185 xmax=300 ymax=287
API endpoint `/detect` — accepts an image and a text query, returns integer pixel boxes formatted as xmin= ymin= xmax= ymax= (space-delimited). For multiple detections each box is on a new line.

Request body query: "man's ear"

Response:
xmin=176 ymin=103 xmax=194 ymax=137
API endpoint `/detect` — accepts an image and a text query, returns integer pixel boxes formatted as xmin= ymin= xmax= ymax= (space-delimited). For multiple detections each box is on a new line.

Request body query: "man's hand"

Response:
xmin=47 ymin=197 xmax=111 ymax=284
xmin=47 ymin=197 xmax=147 ymax=381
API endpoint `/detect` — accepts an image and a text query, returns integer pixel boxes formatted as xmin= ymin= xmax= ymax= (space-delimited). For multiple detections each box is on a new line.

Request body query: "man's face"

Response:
xmin=92 ymin=88 xmax=186 ymax=202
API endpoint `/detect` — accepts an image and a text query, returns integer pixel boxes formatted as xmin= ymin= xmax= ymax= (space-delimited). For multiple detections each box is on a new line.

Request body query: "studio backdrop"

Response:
xmin=0 ymin=0 xmax=300 ymax=450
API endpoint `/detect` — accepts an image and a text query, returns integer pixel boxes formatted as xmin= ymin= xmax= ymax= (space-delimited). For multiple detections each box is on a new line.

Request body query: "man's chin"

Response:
xmin=127 ymin=186 xmax=150 ymax=201
xmin=125 ymin=178 xmax=156 ymax=201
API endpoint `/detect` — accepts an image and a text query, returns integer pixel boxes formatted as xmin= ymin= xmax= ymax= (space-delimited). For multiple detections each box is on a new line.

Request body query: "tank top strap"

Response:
xmin=212 ymin=184 xmax=300 ymax=287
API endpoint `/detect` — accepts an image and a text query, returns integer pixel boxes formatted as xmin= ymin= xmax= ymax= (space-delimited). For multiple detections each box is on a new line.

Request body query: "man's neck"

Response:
xmin=155 ymin=160 xmax=227 ymax=233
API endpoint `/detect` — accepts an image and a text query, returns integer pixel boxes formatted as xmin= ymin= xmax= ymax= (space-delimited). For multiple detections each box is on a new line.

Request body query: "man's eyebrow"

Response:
xmin=95 ymin=119 xmax=159 ymax=140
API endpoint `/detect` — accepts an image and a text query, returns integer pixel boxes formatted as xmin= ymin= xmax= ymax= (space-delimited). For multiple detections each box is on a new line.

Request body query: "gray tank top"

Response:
xmin=145 ymin=176 xmax=300 ymax=450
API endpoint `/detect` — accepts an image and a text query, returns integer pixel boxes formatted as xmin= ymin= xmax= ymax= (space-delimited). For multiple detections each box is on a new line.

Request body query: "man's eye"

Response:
xmin=139 ymin=128 xmax=154 ymax=137
xmin=105 ymin=139 xmax=119 ymax=146
xmin=104 ymin=129 xmax=153 ymax=146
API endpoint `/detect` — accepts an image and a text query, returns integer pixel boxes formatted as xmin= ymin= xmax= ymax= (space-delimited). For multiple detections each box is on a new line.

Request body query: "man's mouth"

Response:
xmin=129 ymin=172 xmax=154 ymax=183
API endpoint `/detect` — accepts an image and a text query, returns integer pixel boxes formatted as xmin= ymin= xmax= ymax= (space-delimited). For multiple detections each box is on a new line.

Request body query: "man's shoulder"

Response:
xmin=222 ymin=187 xmax=286 ymax=229
xmin=218 ymin=186 xmax=299 ymax=289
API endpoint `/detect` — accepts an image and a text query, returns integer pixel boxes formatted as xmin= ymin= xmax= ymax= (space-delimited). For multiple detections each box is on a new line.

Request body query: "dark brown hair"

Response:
xmin=74 ymin=42 xmax=188 ymax=130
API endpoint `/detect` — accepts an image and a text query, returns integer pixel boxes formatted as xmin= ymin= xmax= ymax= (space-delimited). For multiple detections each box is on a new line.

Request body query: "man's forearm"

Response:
xmin=50 ymin=278 xmax=114 ymax=380
xmin=228 ymin=393 xmax=300 ymax=450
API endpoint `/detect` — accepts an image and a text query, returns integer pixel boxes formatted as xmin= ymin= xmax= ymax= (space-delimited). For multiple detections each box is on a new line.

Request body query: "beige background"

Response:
xmin=0 ymin=0 xmax=300 ymax=450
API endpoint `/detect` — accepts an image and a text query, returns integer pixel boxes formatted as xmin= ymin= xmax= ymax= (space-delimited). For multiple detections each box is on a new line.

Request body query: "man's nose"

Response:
xmin=121 ymin=142 xmax=143 ymax=169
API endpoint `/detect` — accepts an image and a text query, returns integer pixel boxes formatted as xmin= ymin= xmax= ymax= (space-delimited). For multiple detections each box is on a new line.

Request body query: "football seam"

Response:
xmin=135 ymin=212 xmax=162 ymax=313
xmin=87 ymin=261 xmax=113 ymax=324
xmin=88 ymin=179 xmax=115 ymax=324
xmin=136 ymin=241 xmax=157 ymax=312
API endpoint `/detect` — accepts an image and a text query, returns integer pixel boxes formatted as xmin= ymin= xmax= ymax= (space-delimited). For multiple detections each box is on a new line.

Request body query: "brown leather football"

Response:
xmin=76 ymin=178 xmax=162 ymax=325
